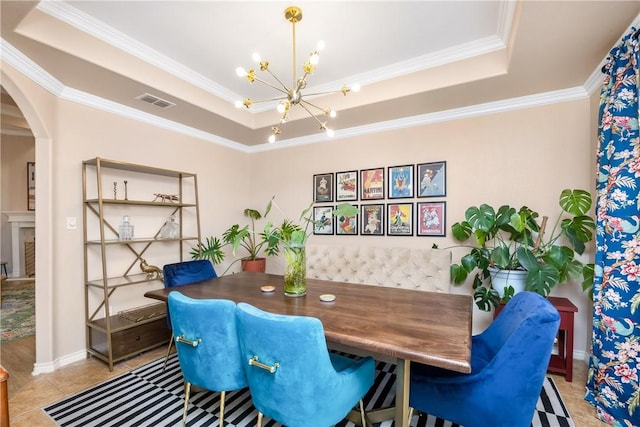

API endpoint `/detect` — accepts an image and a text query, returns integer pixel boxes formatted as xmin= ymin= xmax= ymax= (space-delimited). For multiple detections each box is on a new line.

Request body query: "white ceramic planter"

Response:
xmin=489 ymin=267 xmax=527 ymax=297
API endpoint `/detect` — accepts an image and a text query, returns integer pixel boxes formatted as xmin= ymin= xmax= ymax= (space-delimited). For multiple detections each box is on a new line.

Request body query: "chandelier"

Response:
xmin=234 ymin=6 xmax=360 ymax=143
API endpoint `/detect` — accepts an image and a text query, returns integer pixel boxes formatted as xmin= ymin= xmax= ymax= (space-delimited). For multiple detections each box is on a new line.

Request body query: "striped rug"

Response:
xmin=44 ymin=353 xmax=574 ymax=427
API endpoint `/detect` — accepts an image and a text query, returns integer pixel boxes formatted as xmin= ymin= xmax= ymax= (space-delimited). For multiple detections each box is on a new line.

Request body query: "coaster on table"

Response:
xmin=319 ymin=294 xmax=336 ymax=302
xmin=260 ymin=285 xmax=275 ymax=293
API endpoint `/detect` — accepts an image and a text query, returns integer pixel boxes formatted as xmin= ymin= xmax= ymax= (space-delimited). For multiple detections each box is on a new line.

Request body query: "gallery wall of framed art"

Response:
xmin=311 ymin=161 xmax=447 ymax=237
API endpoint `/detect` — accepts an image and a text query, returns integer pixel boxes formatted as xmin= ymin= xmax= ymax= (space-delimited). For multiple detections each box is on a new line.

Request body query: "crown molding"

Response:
xmin=38 ymin=0 xmax=509 ymax=116
xmin=2 ymin=39 xmax=589 ymax=155
xmin=249 ymin=86 xmax=589 ymax=152
xmin=36 ymin=0 xmax=240 ymax=103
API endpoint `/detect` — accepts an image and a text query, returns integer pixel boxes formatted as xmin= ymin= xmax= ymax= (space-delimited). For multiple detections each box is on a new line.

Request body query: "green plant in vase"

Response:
xmin=263 ymin=200 xmax=358 ymax=296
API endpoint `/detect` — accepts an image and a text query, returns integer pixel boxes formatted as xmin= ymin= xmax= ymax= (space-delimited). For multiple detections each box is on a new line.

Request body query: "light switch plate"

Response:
xmin=66 ymin=217 xmax=77 ymax=230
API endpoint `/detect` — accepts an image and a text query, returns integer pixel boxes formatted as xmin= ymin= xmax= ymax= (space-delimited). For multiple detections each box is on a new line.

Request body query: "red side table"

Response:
xmin=494 ymin=296 xmax=577 ymax=382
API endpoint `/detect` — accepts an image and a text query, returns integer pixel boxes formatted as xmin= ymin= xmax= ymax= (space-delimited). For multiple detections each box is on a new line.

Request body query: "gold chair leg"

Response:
xmin=219 ymin=390 xmax=226 ymax=426
xmin=163 ymin=336 xmax=174 ymax=371
xmin=257 ymin=411 xmax=263 ymax=427
xmin=408 ymin=407 xmax=414 ymax=425
xmin=359 ymin=399 xmax=367 ymax=427
xmin=182 ymin=382 xmax=191 ymax=427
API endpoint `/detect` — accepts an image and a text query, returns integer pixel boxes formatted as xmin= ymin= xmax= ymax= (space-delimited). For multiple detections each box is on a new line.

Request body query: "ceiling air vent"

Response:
xmin=135 ymin=93 xmax=176 ymax=109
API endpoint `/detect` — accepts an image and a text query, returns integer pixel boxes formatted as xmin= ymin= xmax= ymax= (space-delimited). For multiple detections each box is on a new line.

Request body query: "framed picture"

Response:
xmin=360 ymin=168 xmax=384 ymax=200
xmin=388 ymin=165 xmax=414 ymax=199
xmin=360 ymin=204 xmax=384 ymax=235
xmin=387 ymin=203 xmax=413 ymax=236
xmin=27 ymin=162 xmax=35 ymax=211
xmin=417 ymin=201 xmax=446 ymax=236
xmin=313 ymin=173 xmax=333 ymax=202
xmin=336 ymin=170 xmax=358 ymax=201
xmin=312 ymin=206 xmax=334 ymax=235
xmin=417 ymin=161 xmax=446 ymax=197
xmin=336 ymin=204 xmax=358 ymax=235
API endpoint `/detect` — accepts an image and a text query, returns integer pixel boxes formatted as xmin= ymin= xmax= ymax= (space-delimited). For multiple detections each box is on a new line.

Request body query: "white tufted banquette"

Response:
xmin=306 ymin=244 xmax=451 ymax=293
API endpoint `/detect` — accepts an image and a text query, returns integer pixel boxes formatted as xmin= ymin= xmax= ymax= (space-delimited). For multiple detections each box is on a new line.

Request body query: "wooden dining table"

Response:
xmin=145 ymin=271 xmax=472 ymax=427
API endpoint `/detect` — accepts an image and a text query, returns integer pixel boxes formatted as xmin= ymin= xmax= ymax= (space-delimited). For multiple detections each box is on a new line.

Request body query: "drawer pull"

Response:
xmin=175 ymin=335 xmax=201 ymax=347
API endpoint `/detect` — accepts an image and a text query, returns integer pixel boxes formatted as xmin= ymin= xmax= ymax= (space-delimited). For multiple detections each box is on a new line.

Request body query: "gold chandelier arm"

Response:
xmin=299 ymin=99 xmax=327 ymax=113
xmin=247 ymin=96 xmax=289 ymax=105
xmin=263 ymin=68 xmax=291 ymax=93
xmin=250 ymin=75 xmax=289 ymax=96
xmin=298 ymin=102 xmax=327 ymax=129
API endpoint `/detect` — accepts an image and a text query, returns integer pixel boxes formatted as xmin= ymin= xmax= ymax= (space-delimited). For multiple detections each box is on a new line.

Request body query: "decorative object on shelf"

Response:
xmin=118 ymin=215 xmax=134 ymax=240
xmin=234 ymin=5 xmax=360 ymax=144
xmin=448 ymin=188 xmax=595 ymax=311
xmin=140 ymin=258 xmax=163 ymax=280
xmin=113 ymin=181 xmax=117 ymax=200
xmin=159 ymin=215 xmax=179 ymax=239
xmin=124 ymin=180 xmax=128 ymax=200
xmin=152 ymin=193 xmax=179 ymax=203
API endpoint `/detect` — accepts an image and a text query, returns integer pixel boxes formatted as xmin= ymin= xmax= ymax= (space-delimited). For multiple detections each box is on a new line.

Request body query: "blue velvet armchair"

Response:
xmin=168 ymin=292 xmax=248 ymax=426
xmin=409 ymin=291 xmax=560 ymax=427
xmin=235 ymin=302 xmax=376 ymax=427
xmin=162 ymin=259 xmax=217 ymax=370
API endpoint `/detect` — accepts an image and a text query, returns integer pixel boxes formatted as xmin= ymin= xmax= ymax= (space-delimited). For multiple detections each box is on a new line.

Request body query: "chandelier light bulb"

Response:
xmin=351 ymin=83 xmax=361 ymax=92
xmin=326 ymin=128 xmax=334 ymax=137
xmin=252 ymin=52 xmax=261 ymax=63
xmin=268 ymin=134 xmax=276 ymax=143
xmin=317 ymin=40 xmax=326 ymax=51
xmin=235 ymin=67 xmax=247 ymax=77
xmin=310 ymin=52 xmax=320 ymax=65
xmin=330 ymin=110 xmax=337 ymax=118
xmin=234 ymin=100 xmax=243 ymax=109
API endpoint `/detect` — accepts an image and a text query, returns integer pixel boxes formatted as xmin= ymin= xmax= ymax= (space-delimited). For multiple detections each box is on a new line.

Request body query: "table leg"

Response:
xmin=395 ymin=358 xmax=410 ymax=427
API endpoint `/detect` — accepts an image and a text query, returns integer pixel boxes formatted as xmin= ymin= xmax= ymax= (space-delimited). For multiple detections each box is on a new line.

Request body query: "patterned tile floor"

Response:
xmin=1 ymin=337 xmax=607 ymax=426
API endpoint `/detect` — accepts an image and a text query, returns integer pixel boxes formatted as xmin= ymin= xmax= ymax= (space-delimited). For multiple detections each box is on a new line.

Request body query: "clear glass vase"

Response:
xmin=283 ymin=242 xmax=306 ymax=297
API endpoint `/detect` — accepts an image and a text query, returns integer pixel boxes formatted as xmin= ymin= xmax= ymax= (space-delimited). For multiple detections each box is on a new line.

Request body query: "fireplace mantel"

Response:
xmin=2 ymin=211 xmax=35 ymax=277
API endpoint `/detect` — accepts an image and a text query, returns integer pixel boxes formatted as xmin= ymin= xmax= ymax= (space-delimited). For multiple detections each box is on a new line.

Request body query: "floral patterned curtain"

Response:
xmin=585 ymin=28 xmax=640 ymax=426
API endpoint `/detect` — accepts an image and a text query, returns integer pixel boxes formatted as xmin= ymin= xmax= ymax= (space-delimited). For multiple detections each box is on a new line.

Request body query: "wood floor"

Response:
xmin=1 ymin=336 xmax=608 ymax=426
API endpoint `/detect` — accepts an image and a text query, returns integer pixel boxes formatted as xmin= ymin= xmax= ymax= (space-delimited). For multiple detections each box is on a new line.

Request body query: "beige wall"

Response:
xmin=250 ymin=99 xmax=594 ymax=352
xmin=3 ymin=60 xmax=597 ymax=370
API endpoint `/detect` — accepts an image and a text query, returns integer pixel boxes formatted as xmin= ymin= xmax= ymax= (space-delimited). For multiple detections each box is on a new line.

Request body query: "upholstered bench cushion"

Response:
xmin=306 ymin=244 xmax=451 ymax=293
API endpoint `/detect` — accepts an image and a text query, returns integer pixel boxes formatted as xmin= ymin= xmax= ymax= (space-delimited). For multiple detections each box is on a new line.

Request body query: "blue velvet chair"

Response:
xmin=235 ymin=302 xmax=376 ymax=427
xmin=162 ymin=259 xmax=217 ymax=370
xmin=409 ymin=291 xmax=560 ymax=427
xmin=168 ymin=292 xmax=248 ymax=426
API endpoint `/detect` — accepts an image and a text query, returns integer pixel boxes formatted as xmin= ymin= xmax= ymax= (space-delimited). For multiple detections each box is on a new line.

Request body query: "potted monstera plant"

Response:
xmin=449 ymin=188 xmax=596 ymax=311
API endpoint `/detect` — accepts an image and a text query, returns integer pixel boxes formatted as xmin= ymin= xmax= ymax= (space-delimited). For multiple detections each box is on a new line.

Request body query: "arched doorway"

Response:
xmin=1 ymin=71 xmax=55 ymax=374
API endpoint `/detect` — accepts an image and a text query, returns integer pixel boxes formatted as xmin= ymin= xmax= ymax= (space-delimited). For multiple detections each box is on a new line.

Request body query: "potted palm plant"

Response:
xmin=449 ymin=188 xmax=596 ymax=311
xmin=191 ymin=197 xmax=278 ymax=273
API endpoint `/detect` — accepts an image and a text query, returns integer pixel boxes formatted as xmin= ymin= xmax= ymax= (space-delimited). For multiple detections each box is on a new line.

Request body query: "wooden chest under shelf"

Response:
xmin=88 ymin=305 xmax=170 ymax=362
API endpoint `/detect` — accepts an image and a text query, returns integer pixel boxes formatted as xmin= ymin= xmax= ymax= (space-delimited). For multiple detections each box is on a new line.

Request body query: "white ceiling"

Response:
xmin=1 ymin=1 xmax=639 ymax=150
